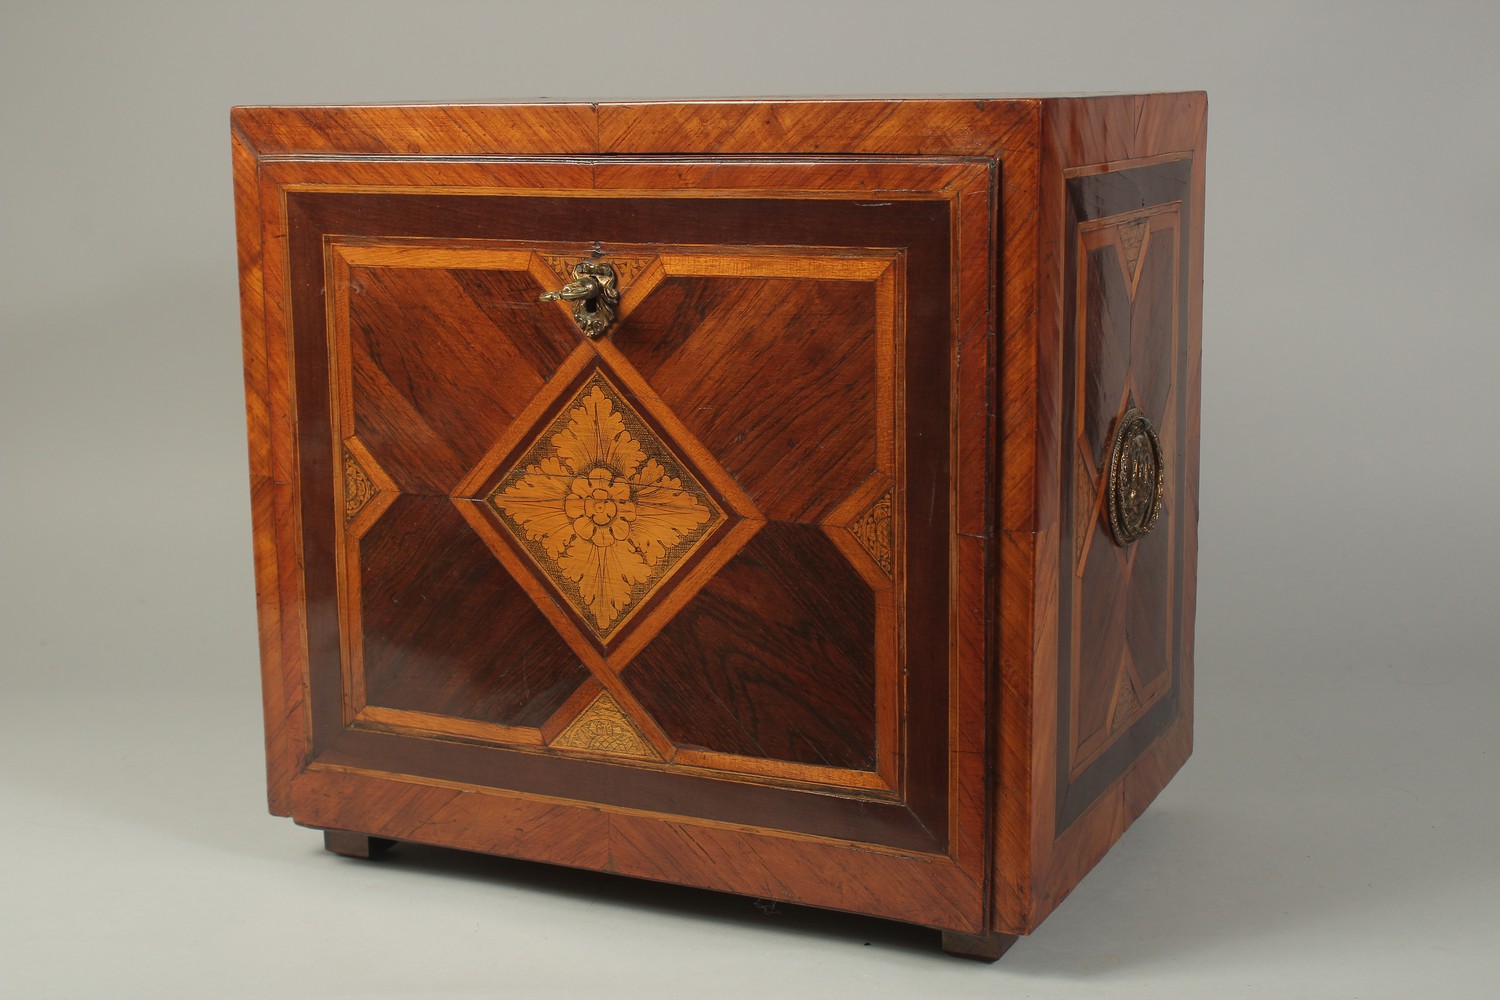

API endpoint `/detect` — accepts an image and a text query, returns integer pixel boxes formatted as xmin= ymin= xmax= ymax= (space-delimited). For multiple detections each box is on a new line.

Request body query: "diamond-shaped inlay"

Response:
xmin=486 ymin=370 xmax=726 ymax=642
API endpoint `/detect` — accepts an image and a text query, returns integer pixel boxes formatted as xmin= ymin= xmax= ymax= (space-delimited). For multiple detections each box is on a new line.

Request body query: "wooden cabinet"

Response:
xmin=231 ymin=94 xmax=1205 ymax=960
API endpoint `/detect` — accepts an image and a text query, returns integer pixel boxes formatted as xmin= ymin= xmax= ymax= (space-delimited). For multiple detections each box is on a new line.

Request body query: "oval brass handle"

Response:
xmin=539 ymin=260 xmax=619 ymax=337
xmin=1105 ymin=407 xmax=1164 ymax=545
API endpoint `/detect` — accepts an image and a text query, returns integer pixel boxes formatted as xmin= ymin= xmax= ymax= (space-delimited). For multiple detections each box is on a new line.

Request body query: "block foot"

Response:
xmin=323 ymin=830 xmax=396 ymax=859
xmin=941 ymin=929 xmax=1018 ymax=962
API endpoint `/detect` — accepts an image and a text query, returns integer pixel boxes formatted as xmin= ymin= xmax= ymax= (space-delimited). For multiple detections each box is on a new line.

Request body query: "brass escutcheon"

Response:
xmin=1105 ymin=407 xmax=1164 ymax=546
xmin=539 ymin=259 xmax=620 ymax=337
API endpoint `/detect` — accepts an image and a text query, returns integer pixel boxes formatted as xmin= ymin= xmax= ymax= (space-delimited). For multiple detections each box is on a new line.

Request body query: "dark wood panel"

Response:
xmin=624 ymin=523 xmax=877 ymax=769
xmin=288 ymin=190 xmax=343 ymax=755
xmin=359 ymin=494 xmax=589 ymax=728
xmin=1081 ymin=246 xmax=1132 ymax=458
xmin=1130 ymin=246 xmax=1177 ymax=420
xmin=615 ymin=276 xmax=878 ymax=523
xmin=1076 ymin=525 xmax=1128 ymax=750
xmin=1126 ymin=516 xmax=1174 ymax=690
xmin=449 ymin=268 xmax=579 ymax=375
xmin=611 ymin=275 xmax=742 ymax=376
xmin=347 ymin=265 xmax=565 ymax=495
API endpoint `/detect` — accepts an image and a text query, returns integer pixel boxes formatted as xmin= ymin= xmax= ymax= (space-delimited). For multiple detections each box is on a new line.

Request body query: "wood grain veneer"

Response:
xmin=232 ymin=94 xmax=1205 ymax=959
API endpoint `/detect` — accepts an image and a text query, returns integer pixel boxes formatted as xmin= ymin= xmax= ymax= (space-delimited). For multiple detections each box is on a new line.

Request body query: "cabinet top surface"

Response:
xmin=234 ymin=92 xmax=1201 ymax=108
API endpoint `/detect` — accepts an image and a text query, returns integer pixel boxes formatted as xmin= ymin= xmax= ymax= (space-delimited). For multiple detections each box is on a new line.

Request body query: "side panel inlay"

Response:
xmin=1057 ymin=159 xmax=1193 ymax=832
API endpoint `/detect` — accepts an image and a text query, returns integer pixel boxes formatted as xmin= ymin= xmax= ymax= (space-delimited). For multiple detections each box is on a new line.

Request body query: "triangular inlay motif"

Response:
xmin=1076 ymin=456 xmax=1099 ymax=566
xmin=1110 ymin=668 xmax=1142 ymax=733
xmin=539 ymin=253 xmax=582 ymax=285
xmin=1118 ymin=219 xmax=1148 ymax=290
xmin=539 ymin=253 xmax=657 ymax=294
xmin=551 ymin=692 xmax=659 ymax=759
xmin=598 ymin=254 xmax=656 ymax=292
xmin=848 ymin=489 xmax=893 ymax=576
xmin=343 ymin=447 xmax=380 ymax=523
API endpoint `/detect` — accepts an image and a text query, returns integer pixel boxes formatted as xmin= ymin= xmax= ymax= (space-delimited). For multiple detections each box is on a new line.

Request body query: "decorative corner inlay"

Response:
xmin=1110 ymin=670 xmax=1142 ymax=734
xmin=343 ymin=448 xmax=379 ymax=523
xmin=1105 ymin=407 xmax=1164 ymax=546
xmin=539 ymin=253 xmax=582 ymax=284
xmin=1118 ymin=219 xmax=1148 ymax=285
xmin=596 ymin=254 xmax=655 ymax=290
xmin=848 ymin=489 xmax=893 ymax=576
xmin=1075 ymin=450 xmax=1099 ymax=564
xmin=550 ymin=692 xmax=660 ymax=759
xmin=487 ymin=370 xmax=723 ymax=640
xmin=541 ymin=253 xmax=655 ymax=293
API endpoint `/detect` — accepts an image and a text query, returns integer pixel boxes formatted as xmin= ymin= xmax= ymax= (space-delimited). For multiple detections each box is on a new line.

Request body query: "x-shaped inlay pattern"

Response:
xmin=335 ymin=243 xmax=898 ymax=772
xmin=1070 ymin=210 xmax=1180 ymax=774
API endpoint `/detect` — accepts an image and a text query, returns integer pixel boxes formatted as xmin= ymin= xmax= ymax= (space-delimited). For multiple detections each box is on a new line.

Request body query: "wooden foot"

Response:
xmin=323 ymin=830 xmax=396 ymax=859
xmin=941 ymin=929 xmax=1018 ymax=962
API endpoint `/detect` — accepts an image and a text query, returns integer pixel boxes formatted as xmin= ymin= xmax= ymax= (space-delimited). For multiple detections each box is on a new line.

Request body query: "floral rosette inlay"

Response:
xmin=488 ymin=373 xmax=720 ymax=638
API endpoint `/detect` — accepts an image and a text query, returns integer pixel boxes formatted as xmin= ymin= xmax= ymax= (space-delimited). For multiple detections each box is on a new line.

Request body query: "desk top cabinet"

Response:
xmin=231 ymin=94 xmax=1204 ymax=960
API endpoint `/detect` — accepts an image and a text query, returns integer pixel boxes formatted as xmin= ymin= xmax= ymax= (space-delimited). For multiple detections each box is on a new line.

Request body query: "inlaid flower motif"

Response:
xmin=489 ymin=375 xmax=718 ymax=636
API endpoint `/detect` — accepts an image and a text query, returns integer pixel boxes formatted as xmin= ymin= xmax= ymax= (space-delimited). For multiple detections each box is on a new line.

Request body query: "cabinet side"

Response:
xmin=231 ymin=118 xmax=292 ymax=815
xmin=990 ymin=106 xmax=1044 ymax=936
xmin=1024 ymin=92 xmax=1206 ymax=931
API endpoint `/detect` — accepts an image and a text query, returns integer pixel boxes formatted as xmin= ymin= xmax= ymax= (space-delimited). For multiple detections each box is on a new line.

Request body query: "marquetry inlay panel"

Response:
xmin=312 ymin=202 xmax=949 ymax=800
xmin=1057 ymin=156 xmax=1194 ymax=832
xmin=1068 ymin=203 xmax=1179 ymax=777
xmin=487 ymin=371 xmax=725 ymax=641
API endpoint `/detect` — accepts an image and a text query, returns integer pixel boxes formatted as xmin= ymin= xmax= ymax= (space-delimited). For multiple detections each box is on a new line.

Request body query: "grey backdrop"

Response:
xmin=3 ymin=1 xmax=1497 ymax=997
